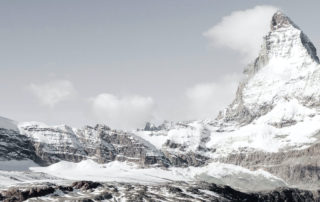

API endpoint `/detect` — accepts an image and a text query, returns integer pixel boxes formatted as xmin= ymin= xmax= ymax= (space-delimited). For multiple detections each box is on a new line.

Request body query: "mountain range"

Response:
xmin=1 ymin=11 xmax=320 ymax=201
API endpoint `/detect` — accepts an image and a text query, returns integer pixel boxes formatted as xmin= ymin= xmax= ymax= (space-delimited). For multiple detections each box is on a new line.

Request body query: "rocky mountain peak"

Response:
xmin=265 ymin=11 xmax=319 ymax=64
xmin=270 ymin=11 xmax=297 ymax=31
xmin=268 ymin=11 xmax=319 ymax=63
xmin=218 ymin=12 xmax=320 ymax=124
xmin=242 ymin=11 xmax=319 ymax=78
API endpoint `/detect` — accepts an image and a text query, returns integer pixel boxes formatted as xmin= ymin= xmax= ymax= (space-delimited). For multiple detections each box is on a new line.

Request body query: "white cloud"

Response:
xmin=204 ymin=5 xmax=278 ymax=62
xmin=29 ymin=80 xmax=76 ymax=107
xmin=90 ymin=93 xmax=155 ymax=130
xmin=185 ymin=74 xmax=241 ymax=120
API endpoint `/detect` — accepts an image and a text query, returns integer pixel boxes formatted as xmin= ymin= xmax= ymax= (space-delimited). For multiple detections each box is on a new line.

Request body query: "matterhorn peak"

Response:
xmin=270 ymin=11 xmax=298 ymax=31
xmin=266 ymin=11 xmax=319 ymax=63
xmin=219 ymin=11 xmax=320 ymax=125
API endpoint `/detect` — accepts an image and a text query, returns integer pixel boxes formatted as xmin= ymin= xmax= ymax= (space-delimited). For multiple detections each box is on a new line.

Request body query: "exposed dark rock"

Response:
xmin=143 ymin=121 xmax=172 ymax=131
xmin=93 ymin=191 xmax=113 ymax=200
xmin=78 ymin=199 xmax=94 ymax=202
xmin=1 ymin=186 xmax=55 ymax=202
xmin=166 ymin=186 xmax=183 ymax=193
xmin=163 ymin=150 xmax=209 ymax=167
xmin=71 ymin=181 xmax=102 ymax=190
xmin=0 ymin=128 xmax=43 ymax=164
xmin=144 ymin=122 xmax=159 ymax=131
xmin=1 ymin=181 xmax=319 ymax=201
xmin=271 ymin=11 xmax=298 ymax=31
xmin=198 ymin=182 xmax=319 ymax=202
xmin=56 ymin=185 xmax=73 ymax=192
xmin=3 ymin=124 xmax=171 ymax=168
xmin=217 ymin=142 xmax=320 ymax=189
xmin=165 ymin=140 xmax=183 ymax=149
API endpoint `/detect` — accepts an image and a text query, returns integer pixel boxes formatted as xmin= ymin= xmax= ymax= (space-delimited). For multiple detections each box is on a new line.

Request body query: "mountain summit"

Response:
xmin=271 ymin=11 xmax=297 ymax=31
xmin=269 ymin=11 xmax=319 ymax=62
xmin=219 ymin=11 xmax=320 ymax=124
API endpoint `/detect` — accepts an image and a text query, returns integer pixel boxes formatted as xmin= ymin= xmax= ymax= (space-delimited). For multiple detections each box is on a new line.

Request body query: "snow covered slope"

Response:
xmin=139 ymin=11 xmax=320 ymax=153
xmin=30 ymin=159 xmax=286 ymax=191
xmin=135 ymin=11 xmax=320 ymax=188
xmin=221 ymin=11 xmax=320 ymax=123
xmin=16 ymin=122 xmax=169 ymax=166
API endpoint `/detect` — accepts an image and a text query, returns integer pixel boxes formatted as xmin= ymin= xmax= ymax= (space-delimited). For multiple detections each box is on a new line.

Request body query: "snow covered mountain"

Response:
xmin=1 ymin=11 xmax=320 ymax=201
xmin=220 ymin=11 xmax=320 ymax=124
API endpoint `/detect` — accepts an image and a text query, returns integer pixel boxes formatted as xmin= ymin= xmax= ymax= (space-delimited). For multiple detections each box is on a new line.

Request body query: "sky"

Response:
xmin=1 ymin=0 xmax=320 ymax=129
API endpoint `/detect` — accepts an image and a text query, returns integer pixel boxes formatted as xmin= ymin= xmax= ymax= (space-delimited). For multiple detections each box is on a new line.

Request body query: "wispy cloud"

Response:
xmin=204 ymin=5 xmax=278 ymax=62
xmin=29 ymin=80 xmax=76 ymax=107
xmin=90 ymin=93 xmax=155 ymax=130
xmin=185 ymin=74 xmax=241 ymax=120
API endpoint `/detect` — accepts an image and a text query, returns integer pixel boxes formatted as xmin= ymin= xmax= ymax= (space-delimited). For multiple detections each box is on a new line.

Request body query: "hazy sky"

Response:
xmin=1 ymin=0 xmax=320 ymax=129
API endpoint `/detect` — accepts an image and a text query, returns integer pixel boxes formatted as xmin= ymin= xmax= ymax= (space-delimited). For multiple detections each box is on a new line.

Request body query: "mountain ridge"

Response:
xmin=218 ymin=11 xmax=320 ymax=125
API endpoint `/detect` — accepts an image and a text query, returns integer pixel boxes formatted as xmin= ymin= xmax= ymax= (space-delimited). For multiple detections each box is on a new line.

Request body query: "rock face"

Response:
xmin=1 ymin=119 xmax=207 ymax=168
xmin=0 ymin=128 xmax=42 ymax=163
xmin=14 ymin=123 xmax=170 ymax=167
xmin=218 ymin=142 xmax=320 ymax=189
xmin=1 ymin=186 xmax=55 ymax=202
xmin=1 ymin=181 xmax=319 ymax=202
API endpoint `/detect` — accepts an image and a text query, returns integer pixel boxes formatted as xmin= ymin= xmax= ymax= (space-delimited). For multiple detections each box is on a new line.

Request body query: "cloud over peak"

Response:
xmin=204 ymin=5 xmax=278 ymax=62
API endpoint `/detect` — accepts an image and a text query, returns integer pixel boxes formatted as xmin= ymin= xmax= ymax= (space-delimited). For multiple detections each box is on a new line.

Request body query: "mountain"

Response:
xmin=1 ymin=11 xmax=320 ymax=201
xmin=220 ymin=11 xmax=320 ymax=124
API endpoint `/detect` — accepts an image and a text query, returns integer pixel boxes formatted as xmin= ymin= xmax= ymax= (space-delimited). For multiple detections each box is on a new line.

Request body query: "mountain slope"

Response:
xmin=136 ymin=11 xmax=320 ymax=189
xmin=220 ymin=11 xmax=320 ymax=124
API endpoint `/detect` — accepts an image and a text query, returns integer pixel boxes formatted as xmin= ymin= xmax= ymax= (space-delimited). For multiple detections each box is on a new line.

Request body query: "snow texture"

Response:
xmin=30 ymin=159 xmax=286 ymax=191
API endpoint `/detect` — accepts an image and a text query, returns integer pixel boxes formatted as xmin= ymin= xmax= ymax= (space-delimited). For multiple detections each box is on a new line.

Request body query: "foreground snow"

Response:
xmin=207 ymin=100 xmax=320 ymax=156
xmin=28 ymin=159 xmax=286 ymax=191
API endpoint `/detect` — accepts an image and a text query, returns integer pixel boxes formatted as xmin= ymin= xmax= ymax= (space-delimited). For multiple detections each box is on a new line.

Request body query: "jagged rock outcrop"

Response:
xmin=15 ymin=122 xmax=170 ymax=167
xmin=1 ymin=118 xmax=210 ymax=168
xmin=162 ymin=149 xmax=210 ymax=167
xmin=143 ymin=121 xmax=174 ymax=131
xmin=0 ymin=128 xmax=43 ymax=163
xmin=1 ymin=181 xmax=319 ymax=202
xmin=217 ymin=142 xmax=320 ymax=189
xmin=1 ymin=186 xmax=55 ymax=202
